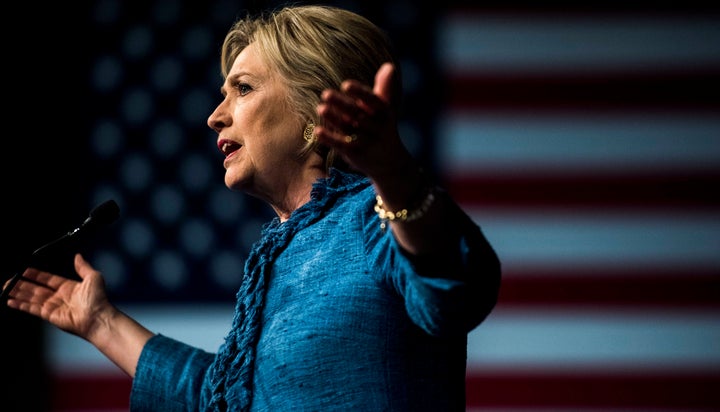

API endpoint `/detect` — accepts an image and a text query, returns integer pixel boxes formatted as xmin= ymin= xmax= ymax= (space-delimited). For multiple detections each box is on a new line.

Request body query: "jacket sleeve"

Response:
xmin=366 ymin=188 xmax=502 ymax=337
xmin=130 ymin=334 xmax=216 ymax=412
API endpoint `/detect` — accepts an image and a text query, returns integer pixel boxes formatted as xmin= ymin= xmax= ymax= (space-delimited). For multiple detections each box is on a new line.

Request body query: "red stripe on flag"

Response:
xmin=444 ymin=171 xmax=720 ymax=210
xmin=466 ymin=369 xmax=720 ymax=409
xmin=50 ymin=371 xmax=720 ymax=410
xmin=51 ymin=373 xmax=132 ymax=411
xmin=444 ymin=71 xmax=720 ymax=111
xmin=497 ymin=267 xmax=720 ymax=309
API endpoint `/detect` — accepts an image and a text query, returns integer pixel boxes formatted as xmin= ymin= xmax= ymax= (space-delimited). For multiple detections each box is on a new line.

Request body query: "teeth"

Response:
xmin=222 ymin=142 xmax=230 ymax=153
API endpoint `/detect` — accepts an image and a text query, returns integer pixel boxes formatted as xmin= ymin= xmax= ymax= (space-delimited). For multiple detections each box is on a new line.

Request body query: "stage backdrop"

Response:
xmin=9 ymin=1 xmax=720 ymax=411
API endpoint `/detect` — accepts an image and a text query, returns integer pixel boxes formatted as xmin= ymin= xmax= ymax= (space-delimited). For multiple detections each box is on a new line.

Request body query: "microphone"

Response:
xmin=30 ymin=199 xmax=120 ymax=259
xmin=1 ymin=199 xmax=120 ymax=301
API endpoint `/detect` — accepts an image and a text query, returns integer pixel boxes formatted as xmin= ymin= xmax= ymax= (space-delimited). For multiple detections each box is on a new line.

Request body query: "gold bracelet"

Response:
xmin=374 ymin=185 xmax=437 ymax=230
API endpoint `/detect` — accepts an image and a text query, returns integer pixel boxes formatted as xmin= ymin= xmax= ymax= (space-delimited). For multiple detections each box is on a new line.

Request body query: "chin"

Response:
xmin=225 ymin=172 xmax=249 ymax=192
xmin=224 ymin=172 xmax=240 ymax=190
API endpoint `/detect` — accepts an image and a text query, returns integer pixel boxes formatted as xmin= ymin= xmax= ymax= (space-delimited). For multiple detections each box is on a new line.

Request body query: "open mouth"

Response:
xmin=218 ymin=140 xmax=242 ymax=157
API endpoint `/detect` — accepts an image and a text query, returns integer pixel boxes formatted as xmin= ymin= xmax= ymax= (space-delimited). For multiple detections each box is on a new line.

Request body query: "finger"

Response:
xmin=5 ymin=279 xmax=55 ymax=317
xmin=20 ymin=268 xmax=66 ymax=291
xmin=6 ymin=297 xmax=37 ymax=315
xmin=340 ymin=80 xmax=382 ymax=116
xmin=7 ymin=295 xmax=58 ymax=320
xmin=319 ymin=89 xmax=367 ymax=130
xmin=372 ymin=62 xmax=396 ymax=105
xmin=2 ymin=276 xmax=19 ymax=295
xmin=340 ymin=66 xmax=396 ymax=126
xmin=337 ymin=62 xmax=395 ymax=111
xmin=8 ymin=279 xmax=56 ymax=303
xmin=317 ymin=96 xmax=349 ymax=131
xmin=312 ymin=124 xmax=358 ymax=149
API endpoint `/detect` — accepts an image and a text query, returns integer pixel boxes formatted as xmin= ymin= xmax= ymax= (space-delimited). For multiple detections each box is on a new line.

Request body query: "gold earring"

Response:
xmin=303 ymin=121 xmax=316 ymax=143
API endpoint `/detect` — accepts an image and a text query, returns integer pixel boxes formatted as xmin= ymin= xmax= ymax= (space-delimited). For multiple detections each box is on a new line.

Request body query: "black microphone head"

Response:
xmin=29 ymin=199 xmax=121 ymax=272
xmin=87 ymin=199 xmax=120 ymax=227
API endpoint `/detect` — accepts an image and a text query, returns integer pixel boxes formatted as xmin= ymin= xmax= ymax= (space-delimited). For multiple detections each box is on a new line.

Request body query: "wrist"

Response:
xmin=373 ymin=173 xmax=438 ymax=230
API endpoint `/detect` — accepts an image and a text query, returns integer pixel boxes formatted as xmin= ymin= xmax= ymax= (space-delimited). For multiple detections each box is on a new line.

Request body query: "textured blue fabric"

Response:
xmin=130 ymin=169 xmax=500 ymax=411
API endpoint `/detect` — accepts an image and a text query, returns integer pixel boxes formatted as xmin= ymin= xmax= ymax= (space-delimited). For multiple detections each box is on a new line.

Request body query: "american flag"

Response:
xmin=3 ymin=2 xmax=719 ymax=411
xmin=441 ymin=4 xmax=720 ymax=411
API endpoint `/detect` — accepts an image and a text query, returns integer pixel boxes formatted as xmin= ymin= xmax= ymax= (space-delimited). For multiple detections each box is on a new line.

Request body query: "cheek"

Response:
xmin=234 ymin=95 xmax=303 ymax=155
xmin=236 ymin=100 xmax=285 ymax=137
xmin=255 ymin=111 xmax=303 ymax=148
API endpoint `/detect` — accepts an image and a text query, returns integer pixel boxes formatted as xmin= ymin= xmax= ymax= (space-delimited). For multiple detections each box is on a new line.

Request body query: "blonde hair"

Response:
xmin=220 ymin=5 xmax=400 ymax=172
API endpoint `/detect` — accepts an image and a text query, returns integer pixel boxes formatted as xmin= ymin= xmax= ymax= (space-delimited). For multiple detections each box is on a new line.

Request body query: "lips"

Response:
xmin=217 ymin=139 xmax=241 ymax=157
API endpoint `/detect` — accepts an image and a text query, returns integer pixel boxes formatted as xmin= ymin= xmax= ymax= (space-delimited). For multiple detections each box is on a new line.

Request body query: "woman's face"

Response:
xmin=208 ymin=43 xmax=305 ymax=200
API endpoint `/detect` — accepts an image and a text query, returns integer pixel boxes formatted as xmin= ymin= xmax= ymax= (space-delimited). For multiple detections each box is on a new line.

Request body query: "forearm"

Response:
xmin=87 ymin=307 xmax=155 ymax=378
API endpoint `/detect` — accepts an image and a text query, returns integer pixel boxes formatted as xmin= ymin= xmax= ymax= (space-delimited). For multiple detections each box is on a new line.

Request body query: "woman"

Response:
xmin=4 ymin=5 xmax=500 ymax=411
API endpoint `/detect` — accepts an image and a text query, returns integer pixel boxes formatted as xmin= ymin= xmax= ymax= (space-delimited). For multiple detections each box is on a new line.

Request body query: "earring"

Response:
xmin=303 ymin=121 xmax=316 ymax=143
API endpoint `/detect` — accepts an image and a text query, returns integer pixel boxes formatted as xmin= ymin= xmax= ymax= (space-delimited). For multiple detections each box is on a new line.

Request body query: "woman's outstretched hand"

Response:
xmin=4 ymin=252 xmax=154 ymax=377
xmin=5 ymin=253 xmax=112 ymax=340
xmin=315 ymin=62 xmax=415 ymax=180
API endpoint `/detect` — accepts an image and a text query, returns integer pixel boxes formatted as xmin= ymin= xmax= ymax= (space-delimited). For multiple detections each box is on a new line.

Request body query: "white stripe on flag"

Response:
xmin=439 ymin=112 xmax=720 ymax=174
xmin=438 ymin=13 xmax=720 ymax=74
xmin=466 ymin=210 xmax=720 ymax=274
xmin=468 ymin=307 xmax=720 ymax=371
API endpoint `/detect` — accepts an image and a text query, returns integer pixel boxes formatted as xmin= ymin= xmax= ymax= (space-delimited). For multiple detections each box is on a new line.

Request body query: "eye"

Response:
xmin=234 ymin=82 xmax=252 ymax=96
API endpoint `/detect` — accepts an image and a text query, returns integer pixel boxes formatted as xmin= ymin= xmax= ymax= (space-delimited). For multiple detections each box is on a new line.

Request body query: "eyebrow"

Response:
xmin=227 ymin=72 xmax=243 ymax=82
xmin=219 ymin=73 xmax=240 ymax=95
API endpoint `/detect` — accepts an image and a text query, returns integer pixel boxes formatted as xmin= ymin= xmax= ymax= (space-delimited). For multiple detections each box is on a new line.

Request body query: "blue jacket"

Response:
xmin=130 ymin=169 xmax=500 ymax=411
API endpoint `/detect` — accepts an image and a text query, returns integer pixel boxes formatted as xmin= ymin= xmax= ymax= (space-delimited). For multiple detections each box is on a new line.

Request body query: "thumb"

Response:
xmin=73 ymin=253 xmax=95 ymax=280
xmin=373 ymin=62 xmax=397 ymax=105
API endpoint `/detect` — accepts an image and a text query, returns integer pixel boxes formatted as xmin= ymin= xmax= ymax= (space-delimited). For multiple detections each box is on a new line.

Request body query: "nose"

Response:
xmin=207 ymin=100 xmax=230 ymax=132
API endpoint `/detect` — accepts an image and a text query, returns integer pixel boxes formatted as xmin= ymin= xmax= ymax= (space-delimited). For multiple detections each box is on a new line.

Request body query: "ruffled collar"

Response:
xmin=262 ymin=168 xmax=369 ymax=234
